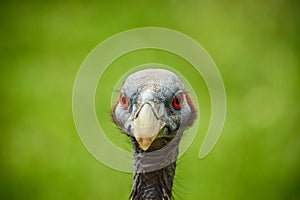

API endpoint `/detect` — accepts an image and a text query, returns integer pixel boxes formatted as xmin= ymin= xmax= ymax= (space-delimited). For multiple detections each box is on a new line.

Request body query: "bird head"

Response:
xmin=112 ymin=69 xmax=197 ymax=152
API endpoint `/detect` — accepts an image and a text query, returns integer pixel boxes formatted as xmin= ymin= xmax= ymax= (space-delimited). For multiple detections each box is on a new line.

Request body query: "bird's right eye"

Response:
xmin=119 ymin=94 xmax=129 ymax=109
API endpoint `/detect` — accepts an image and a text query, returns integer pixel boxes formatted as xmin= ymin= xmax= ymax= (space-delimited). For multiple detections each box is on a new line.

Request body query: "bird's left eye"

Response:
xmin=119 ymin=94 xmax=129 ymax=109
xmin=172 ymin=94 xmax=184 ymax=110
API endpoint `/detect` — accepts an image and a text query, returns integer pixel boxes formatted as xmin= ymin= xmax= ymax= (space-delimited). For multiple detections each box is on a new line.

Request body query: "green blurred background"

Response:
xmin=1 ymin=0 xmax=299 ymax=199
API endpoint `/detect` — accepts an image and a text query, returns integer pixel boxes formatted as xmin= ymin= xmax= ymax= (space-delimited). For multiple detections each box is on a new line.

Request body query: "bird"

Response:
xmin=111 ymin=69 xmax=197 ymax=200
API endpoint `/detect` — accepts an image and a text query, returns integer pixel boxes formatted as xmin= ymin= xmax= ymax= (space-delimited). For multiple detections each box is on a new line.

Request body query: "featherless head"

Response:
xmin=112 ymin=69 xmax=197 ymax=152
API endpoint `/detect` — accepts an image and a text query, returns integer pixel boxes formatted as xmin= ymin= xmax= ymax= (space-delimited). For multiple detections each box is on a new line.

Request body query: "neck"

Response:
xmin=130 ymin=162 xmax=176 ymax=199
xmin=130 ymin=136 xmax=181 ymax=200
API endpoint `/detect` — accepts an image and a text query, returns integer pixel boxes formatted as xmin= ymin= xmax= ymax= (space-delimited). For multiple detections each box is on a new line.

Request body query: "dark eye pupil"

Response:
xmin=175 ymin=97 xmax=180 ymax=105
xmin=122 ymin=97 xmax=127 ymax=104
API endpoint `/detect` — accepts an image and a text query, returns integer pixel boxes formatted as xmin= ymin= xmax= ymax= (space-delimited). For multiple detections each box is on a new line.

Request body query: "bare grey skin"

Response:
xmin=111 ymin=69 xmax=197 ymax=200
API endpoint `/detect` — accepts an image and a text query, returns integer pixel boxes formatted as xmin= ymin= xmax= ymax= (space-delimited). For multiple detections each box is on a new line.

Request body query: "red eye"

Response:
xmin=172 ymin=94 xmax=184 ymax=110
xmin=119 ymin=94 xmax=129 ymax=109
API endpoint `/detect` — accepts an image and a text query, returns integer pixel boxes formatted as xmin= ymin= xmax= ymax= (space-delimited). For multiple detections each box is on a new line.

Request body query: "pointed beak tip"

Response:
xmin=135 ymin=135 xmax=157 ymax=151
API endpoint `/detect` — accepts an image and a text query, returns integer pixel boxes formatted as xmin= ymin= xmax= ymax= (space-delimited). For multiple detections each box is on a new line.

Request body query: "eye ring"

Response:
xmin=172 ymin=94 xmax=184 ymax=110
xmin=119 ymin=94 xmax=129 ymax=109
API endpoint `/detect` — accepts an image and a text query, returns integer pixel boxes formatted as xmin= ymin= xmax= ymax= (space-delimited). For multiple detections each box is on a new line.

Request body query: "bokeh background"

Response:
xmin=1 ymin=0 xmax=299 ymax=199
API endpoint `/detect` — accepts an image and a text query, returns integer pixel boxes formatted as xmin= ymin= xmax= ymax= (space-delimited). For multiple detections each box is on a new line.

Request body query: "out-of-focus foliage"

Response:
xmin=0 ymin=0 xmax=299 ymax=199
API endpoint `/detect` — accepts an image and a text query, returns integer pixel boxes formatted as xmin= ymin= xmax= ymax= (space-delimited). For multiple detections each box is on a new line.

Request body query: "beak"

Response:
xmin=133 ymin=103 xmax=165 ymax=151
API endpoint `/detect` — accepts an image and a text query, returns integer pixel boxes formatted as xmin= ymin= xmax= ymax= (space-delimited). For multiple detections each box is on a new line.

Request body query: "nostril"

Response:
xmin=134 ymin=102 xmax=152 ymax=119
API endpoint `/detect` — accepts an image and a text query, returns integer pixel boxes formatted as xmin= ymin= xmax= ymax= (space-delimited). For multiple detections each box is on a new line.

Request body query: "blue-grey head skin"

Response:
xmin=111 ymin=69 xmax=197 ymax=200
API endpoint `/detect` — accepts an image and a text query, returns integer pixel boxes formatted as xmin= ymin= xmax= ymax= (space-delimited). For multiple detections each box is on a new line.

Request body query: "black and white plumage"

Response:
xmin=111 ymin=69 xmax=197 ymax=199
